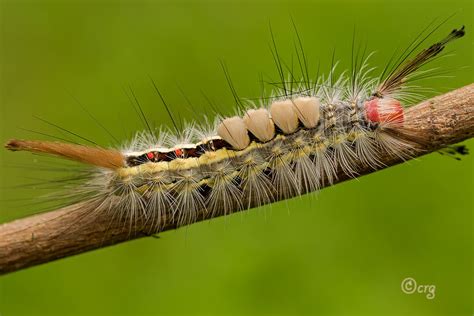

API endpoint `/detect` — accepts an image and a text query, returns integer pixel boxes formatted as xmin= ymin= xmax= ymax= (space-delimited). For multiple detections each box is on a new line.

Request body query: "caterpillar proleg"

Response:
xmin=4 ymin=25 xmax=467 ymax=233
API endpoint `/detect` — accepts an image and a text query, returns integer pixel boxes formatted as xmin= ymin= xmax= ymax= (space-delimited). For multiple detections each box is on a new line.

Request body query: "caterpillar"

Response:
xmin=3 ymin=25 xmax=466 ymax=234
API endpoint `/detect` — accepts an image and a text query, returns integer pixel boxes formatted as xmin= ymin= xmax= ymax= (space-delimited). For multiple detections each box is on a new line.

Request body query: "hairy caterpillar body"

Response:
xmin=4 ymin=26 xmax=466 ymax=233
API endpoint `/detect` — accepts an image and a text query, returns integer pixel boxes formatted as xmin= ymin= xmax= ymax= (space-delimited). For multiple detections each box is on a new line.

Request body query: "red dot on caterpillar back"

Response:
xmin=174 ymin=148 xmax=183 ymax=157
xmin=364 ymin=98 xmax=404 ymax=124
xmin=146 ymin=152 xmax=155 ymax=160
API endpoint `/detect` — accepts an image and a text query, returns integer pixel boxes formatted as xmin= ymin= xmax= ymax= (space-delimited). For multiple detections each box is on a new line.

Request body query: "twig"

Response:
xmin=0 ymin=84 xmax=473 ymax=275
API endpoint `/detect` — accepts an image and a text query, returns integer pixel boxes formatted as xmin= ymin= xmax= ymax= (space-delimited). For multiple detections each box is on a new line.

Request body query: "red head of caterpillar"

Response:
xmin=364 ymin=98 xmax=404 ymax=124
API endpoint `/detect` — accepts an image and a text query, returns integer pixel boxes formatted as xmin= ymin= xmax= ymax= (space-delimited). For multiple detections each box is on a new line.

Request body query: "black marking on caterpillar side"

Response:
xmin=126 ymin=137 xmax=234 ymax=167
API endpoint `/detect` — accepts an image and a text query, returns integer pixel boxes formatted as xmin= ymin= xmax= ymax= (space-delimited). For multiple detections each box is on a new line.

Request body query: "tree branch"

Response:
xmin=1 ymin=83 xmax=473 ymax=275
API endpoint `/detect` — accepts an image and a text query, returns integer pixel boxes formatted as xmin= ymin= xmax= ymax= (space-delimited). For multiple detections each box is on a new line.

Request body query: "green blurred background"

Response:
xmin=0 ymin=0 xmax=472 ymax=315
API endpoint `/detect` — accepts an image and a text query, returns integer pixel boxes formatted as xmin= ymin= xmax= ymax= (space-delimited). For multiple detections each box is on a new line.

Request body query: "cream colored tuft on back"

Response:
xmin=293 ymin=97 xmax=321 ymax=128
xmin=270 ymin=99 xmax=299 ymax=134
xmin=217 ymin=116 xmax=250 ymax=150
xmin=243 ymin=109 xmax=275 ymax=142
